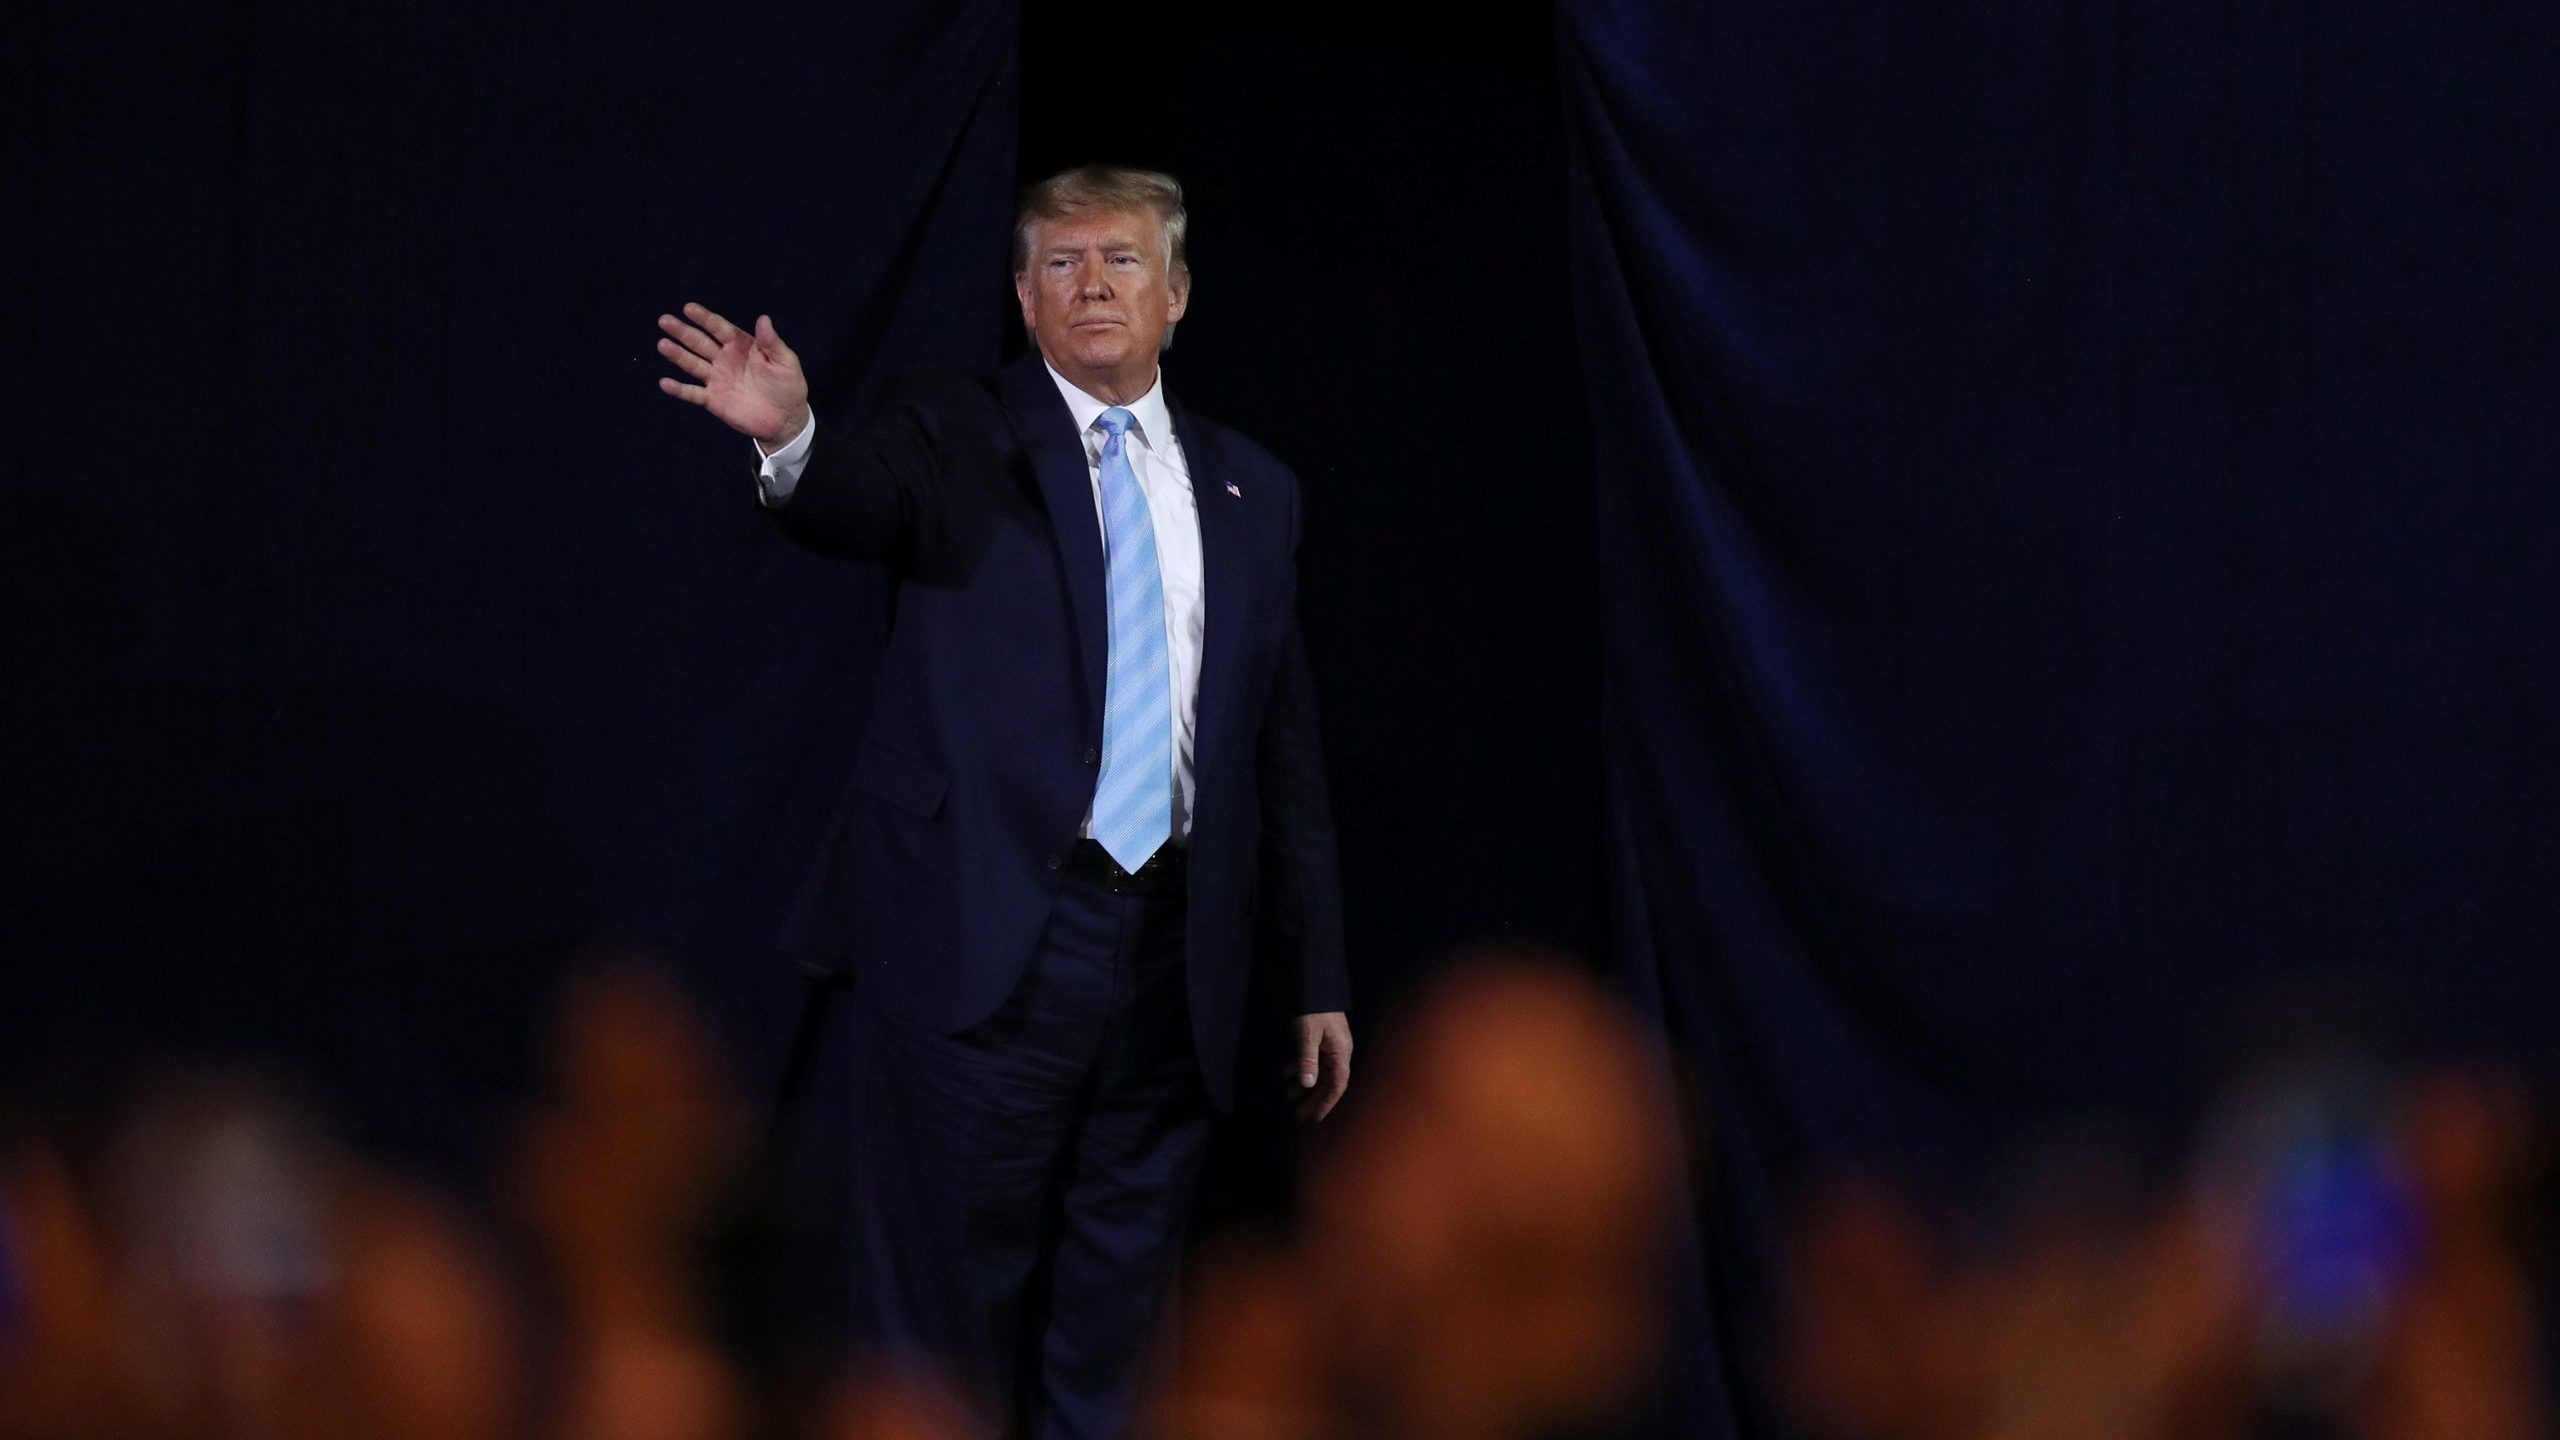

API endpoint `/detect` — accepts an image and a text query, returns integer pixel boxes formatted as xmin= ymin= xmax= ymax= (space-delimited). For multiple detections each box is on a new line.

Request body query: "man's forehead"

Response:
xmin=1032 ymin=208 xmax=1160 ymax=250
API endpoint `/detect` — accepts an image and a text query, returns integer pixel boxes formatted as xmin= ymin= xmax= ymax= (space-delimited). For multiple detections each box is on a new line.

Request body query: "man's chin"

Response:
xmin=1063 ymin=338 xmax=1137 ymax=372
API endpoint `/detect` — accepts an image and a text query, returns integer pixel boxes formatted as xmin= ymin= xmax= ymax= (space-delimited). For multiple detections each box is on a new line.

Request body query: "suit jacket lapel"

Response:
xmin=1001 ymin=355 xmax=1110 ymax=733
xmin=1176 ymin=394 xmax=1251 ymax=785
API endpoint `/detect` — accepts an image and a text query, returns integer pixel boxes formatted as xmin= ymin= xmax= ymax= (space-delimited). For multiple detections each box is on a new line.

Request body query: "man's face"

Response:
xmin=1014 ymin=205 xmax=1191 ymax=394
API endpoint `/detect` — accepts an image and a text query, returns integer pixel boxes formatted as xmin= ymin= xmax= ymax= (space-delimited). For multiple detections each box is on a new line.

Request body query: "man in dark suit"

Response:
xmin=654 ymin=165 xmax=1352 ymax=1438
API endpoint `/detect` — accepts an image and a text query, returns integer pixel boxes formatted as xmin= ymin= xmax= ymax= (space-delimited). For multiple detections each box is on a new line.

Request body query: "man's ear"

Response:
xmin=1166 ymin=268 xmax=1191 ymax=325
xmin=1013 ymin=269 xmax=1038 ymax=329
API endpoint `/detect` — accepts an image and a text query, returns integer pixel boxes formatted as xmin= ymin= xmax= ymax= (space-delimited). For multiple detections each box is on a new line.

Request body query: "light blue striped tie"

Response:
xmin=1089 ymin=408 xmax=1173 ymax=872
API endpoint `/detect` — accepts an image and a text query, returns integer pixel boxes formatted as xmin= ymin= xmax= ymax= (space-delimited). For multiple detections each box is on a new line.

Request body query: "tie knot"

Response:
xmin=1095 ymin=407 xmax=1136 ymax=441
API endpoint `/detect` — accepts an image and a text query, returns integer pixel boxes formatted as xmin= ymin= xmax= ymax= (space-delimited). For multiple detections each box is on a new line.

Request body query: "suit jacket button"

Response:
xmin=1046 ymin=853 xmax=1062 ymax=870
xmin=1082 ymin=748 xmax=1098 ymax=765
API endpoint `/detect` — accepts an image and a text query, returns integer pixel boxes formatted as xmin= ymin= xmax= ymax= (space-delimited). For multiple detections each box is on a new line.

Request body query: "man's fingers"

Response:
xmin=1299 ymin=1060 xmax=1349 ymax=1122
xmin=1288 ymin=1016 xmax=1351 ymax=1116
xmin=685 ymin=301 xmax=745 ymax=345
xmin=658 ymin=375 xmax=708 ymax=405
xmin=658 ymin=313 xmax=725 ymax=363
xmin=1320 ymin=1036 xmax=1351 ymax=1116
xmin=656 ymin=337 xmax=713 ymax=380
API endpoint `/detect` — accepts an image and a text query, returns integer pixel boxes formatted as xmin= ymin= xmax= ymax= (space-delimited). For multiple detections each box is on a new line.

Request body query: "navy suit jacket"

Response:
xmin=774 ymin=353 xmax=1347 ymax=1110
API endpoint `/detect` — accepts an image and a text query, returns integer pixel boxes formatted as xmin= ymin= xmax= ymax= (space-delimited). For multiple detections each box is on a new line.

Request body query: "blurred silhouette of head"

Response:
xmin=1298 ymin=955 xmax=1675 ymax=1439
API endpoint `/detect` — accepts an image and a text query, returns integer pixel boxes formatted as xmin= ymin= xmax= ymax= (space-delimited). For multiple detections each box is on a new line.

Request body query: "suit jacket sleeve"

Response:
xmin=758 ymin=374 xmax=950 ymax=566
xmin=1258 ymin=477 xmax=1350 ymax=1016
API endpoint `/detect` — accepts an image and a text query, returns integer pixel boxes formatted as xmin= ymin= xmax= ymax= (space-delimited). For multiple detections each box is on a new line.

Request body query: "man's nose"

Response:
xmin=1077 ymin=261 xmax=1110 ymax=297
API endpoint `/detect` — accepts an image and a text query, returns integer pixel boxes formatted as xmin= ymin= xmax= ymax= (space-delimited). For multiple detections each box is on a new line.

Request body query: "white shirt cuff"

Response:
xmin=755 ymin=418 xmax=817 ymax=506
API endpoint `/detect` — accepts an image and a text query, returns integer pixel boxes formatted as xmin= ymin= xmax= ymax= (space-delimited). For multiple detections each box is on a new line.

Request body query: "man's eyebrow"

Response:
xmin=1043 ymin=236 xmax=1143 ymax=256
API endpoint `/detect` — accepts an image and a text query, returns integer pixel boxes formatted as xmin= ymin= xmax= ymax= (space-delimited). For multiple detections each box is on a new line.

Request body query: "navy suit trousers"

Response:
xmin=847 ymin=872 xmax=1213 ymax=1439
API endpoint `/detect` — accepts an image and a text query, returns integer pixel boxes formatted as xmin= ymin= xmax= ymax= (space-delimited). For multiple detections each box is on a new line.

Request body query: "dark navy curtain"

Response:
xmin=1563 ymin=1 xmax=2560 ymax=1433
xmin=11 ymin=0 xmax=1017 ymax=1166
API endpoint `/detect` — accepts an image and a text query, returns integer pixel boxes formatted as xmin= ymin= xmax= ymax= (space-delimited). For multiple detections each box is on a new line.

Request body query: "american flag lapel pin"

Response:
xmin=1225 ymin=481 xmax=1243 ymax=499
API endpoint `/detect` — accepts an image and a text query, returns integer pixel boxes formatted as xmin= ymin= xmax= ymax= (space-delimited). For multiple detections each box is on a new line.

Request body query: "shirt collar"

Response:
xmin=1044 ymin=359 xmax=1174 ymax=453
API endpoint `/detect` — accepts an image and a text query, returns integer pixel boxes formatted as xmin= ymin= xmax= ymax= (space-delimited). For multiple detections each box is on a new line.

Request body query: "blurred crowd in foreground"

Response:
xmin=0 ymin=959 xmax=1672 ymax=1440
xmin=2 ymin=955 xmax=2555 ymax=1440
xmin=1787 ymin=1058 xmax=2558 ymax=1440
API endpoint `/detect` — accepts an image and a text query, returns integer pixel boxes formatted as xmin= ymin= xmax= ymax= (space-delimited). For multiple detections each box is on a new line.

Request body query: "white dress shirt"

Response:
xmin=755 ymin=364 xmax=1206 ymax=843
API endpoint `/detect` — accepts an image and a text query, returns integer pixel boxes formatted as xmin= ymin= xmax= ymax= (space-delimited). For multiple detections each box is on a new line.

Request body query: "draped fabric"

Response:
xmin=1563 ymin=2 xmax=2560 ymax=1433
xmin=10 ymin=0 xmax=1017 ymax=1162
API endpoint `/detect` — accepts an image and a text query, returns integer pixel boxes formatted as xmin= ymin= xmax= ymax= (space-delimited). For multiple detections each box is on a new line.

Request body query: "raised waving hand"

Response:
xmin=655 ymin=302 xmax=811 ymax=450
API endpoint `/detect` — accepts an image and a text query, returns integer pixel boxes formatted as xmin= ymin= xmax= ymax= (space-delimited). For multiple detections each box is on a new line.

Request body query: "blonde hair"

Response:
xmin=1012 ymin=165 xmax=1189 ymax=276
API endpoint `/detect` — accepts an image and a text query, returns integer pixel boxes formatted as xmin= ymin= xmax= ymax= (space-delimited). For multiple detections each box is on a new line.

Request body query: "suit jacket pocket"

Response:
xmin=851 ymin=741 xmax=949 ymax=820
